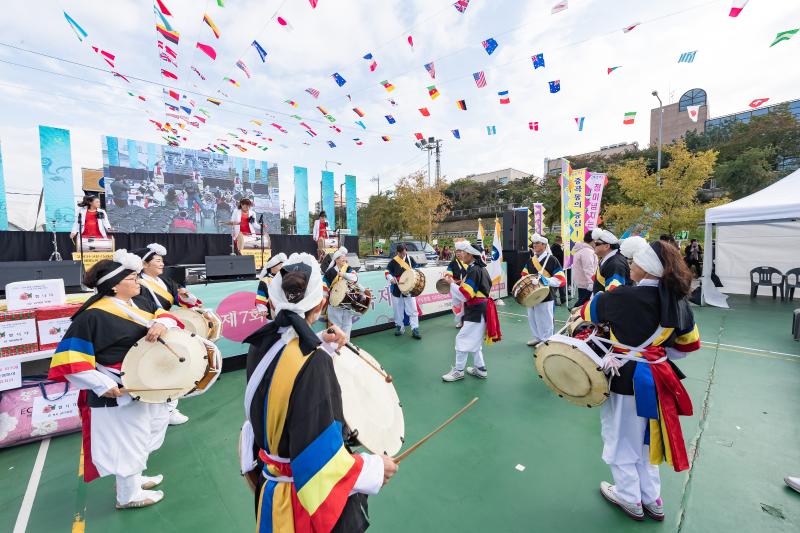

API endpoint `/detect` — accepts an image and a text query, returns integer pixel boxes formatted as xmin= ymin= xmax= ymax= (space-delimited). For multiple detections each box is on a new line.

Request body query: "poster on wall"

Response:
xmin=102 ymin=136 xmax=280 ymax=234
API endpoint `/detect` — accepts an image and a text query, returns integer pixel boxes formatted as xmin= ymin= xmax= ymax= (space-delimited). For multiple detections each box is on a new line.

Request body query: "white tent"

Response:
xmin=702 ymin=168 xmax=800 ymax=307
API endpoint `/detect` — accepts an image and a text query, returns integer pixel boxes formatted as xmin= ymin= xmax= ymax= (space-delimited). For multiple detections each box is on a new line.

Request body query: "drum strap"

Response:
xmin=531 ymin=255 xmax=551 ymax=279
xmin=108 ymin=298 xmax=153 ymax=327
xmin=588 ymin=327 xmax=668 ymax=365
xmin=393 ymin=255 xmax=411 ymax=272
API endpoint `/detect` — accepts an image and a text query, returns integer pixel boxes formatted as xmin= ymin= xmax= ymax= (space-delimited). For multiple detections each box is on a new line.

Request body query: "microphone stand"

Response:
xmin=259 ymin=213 xmax=265 ymax=270
xmin=48 ymin=219 xmax=62 ymax=261
xmin=77 ymin=212 xmax=85 ymax=277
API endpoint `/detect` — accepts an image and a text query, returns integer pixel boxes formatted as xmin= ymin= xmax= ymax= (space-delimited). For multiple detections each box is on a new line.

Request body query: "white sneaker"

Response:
xmin=116 ymin=490 xmax=164 ymax=509
xmin=169 ymin=409 xmax=189 ymax=425
xmin=140 ymin=474 xmax=163 ymax=490
xmin=643 ymin=498 xmax=664 ymax=521
xmin=441 ymin=368 xmax=465 ymax=382
xmin=526 ymin=338 xmax=541 ymax=347
xmin=600 ymin=482 xmax=644 ymax=521
xmin=786 ymin=476 xmax=800 ymax=493
xmin=466 ymin=366 xmax=488 ymax=379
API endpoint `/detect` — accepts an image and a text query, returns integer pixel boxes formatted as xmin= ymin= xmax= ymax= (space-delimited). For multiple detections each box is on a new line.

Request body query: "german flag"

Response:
xmin=456 ymin=100 xmax=467 ymax=110
xmin=156 ymin=24 xmax=180 ymax=45
xmin=207 ymin=97 xmax=222 ymax=105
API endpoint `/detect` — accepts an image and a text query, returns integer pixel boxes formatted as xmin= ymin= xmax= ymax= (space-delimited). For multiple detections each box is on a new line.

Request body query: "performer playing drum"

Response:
xmin=71 ymin=195 xmax=114 ymax=249
xmin=313 ymin=210 xmax=330 ymax=261
xmin=228 ymin=198 xmax=262 ymax=254
xmin=240 ymin=253 xmax=397 ymax=531
xmin=47 ymin=250 xmax=183 ymax=509
xmin=255 ymin=252 xmax=287 ymax=321
xmin=385 ymin=244 xmax=422 ymax=339
xmin=445 ymin=242 xmax=469 ymax=327
xmin=131 ymin=243 xmax=204 ymax=426
xmin=576 ymin=237 xmax=700 ymax=521
xmin=441 ymin=241 xmax=502 ymax=382
xmin=522 ymin=234 xmax=567 ymax=347
xmin=591 ymin=228 xmax=631 ymax=293
xmin=324 ymin=247 xmax=361 ymax=340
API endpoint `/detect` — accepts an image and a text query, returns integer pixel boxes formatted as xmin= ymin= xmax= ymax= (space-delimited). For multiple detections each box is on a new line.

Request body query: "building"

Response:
xmin=544 ymin=142 xmax=639 ymax=178
xmin=463 ymin=168 xmax=533 ymax=185
xmin=649 ymin=88 xmax=709 ymax=146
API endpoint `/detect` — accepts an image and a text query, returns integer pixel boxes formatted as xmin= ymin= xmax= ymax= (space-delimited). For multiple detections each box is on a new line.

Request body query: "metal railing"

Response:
xmin=448 ymin=204 xmax=519 ymax=218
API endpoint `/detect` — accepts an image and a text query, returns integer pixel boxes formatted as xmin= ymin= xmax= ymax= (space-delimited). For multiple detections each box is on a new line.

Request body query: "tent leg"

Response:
xmin=700 ymin=223 xmax=713 ymax=306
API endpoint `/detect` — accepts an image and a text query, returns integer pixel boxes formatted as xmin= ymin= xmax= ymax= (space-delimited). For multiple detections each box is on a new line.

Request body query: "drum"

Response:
xmin=332 ymin=344 xmax=404 ymax=455
xmin=330 ymin=280 xmax=372 ymax=314
xmin=121 ymin=329 xmax=222 ymax=403
xmin=170 ymin=307 xmax=223 ymax=342
xmin=328 ymin=279 xmax=349 ymax=308
xmin=75 ymin=236 xmax=115 ymax=252
xmin=398 ymin=269 xmax=426 ymax=297
xmin=533 ymin=334 xmax=610 ymax=407
xmin=512 ymin=274 xmax=550 ymax=307
xmin=436 ymin=278 xmax=451 ymax=295
xmin=237 ymin=233 xmax=270 ymax=250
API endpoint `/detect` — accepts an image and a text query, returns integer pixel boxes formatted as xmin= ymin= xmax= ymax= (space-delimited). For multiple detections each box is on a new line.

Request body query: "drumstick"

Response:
xmin=393 ymin=397 xmax=478 ymax=464
xmin=157 ymin=338 xmax=186 ymax=362
xmin=122 ymin=387 xmax=184 ymax=392
xmin=345 ymin=342 xmax=393 ymax=383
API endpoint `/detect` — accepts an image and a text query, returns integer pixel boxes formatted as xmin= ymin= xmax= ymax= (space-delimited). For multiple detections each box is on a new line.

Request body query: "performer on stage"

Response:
xmin=446 ymin=242 xmax=469 ymax=327
xmin=255 ymin=252 xmax=287 ymax=320
xmin=240 ymin=253 xmax=397 ymax=532
xmin=577 ymin=237 xmax=700 ymax=521
xmin=385 ymin=244 xmax=421 ymax=339
xmin=323 ymin=247 xmax=360 ymax=340
xmin=47 ymin=250 xmax=183 ymax=509
xmin=313 ymin=210 xmax=330 ymax=261
xmin=71 ymin=195 xmax=113 ymax=241
xmin=131 ymin=243 xmax=202 ymax=426
xmin=230 ymin=198 xmax=261 ymax=254
xmin=591 ymin=228 xmax=631 ymax=293
xmin=522 ymin=234 xmax=566 ymax=346
xmin=441 ymin=241 xmax=501 ymax=382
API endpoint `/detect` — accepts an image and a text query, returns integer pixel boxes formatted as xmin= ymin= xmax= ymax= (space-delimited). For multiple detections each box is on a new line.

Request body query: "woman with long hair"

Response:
xmin=228 ymin=198 xmax=262 ymax=254
xmin=71 ymin=195 xmax=113 ymax=240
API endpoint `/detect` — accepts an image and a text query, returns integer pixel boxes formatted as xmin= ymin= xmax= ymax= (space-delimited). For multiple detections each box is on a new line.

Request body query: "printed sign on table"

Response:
xmin=0 ymin=360 xmax=22 ymax=392
xmin=5 ymin=279 xmax=66 ymax=311
xmin=31 ymin=389 xmax=79 ymax=425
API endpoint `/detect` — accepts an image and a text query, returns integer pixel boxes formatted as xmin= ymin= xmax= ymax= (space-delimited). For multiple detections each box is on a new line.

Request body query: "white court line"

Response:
xmin=13 ymin=438 xmax=50 ymax=533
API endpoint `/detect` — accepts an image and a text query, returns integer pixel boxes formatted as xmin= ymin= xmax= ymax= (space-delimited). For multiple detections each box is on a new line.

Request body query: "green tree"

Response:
xmin=360 ymin=193 xmax=403 ymax=242
xmin=714 ymin=146 xmax=778 ymax=200
xmin=395 ymin=172 xmax=451 ymax=241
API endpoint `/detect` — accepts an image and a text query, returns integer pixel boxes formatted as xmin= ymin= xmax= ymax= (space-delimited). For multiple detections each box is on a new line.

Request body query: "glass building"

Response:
xmin=705 ymin=98 xmax=800 ymax=130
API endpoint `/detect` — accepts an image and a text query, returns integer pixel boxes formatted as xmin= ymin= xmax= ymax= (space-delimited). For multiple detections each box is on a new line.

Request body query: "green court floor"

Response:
xmin=1 ymin=295 xmax=799 ymax=532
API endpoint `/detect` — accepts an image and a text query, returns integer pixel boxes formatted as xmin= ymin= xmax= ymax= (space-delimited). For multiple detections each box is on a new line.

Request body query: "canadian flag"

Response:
xmin=687 ymin=105 xmax=700 ymax=123
xmin=729 ymin=1 xmax=749 ymax=18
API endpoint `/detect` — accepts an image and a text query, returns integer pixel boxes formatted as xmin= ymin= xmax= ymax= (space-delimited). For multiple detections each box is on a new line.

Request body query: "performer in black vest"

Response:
xmin=522 ymin=234 xmax=566 ymax=346
xmin=385 ymin=244 xmax=421 ymax=339
xmin=446 ymin=242 xmax=469 ymax=327
xmin=591 ymin=228 xmax=631 ymax=293
xmin=255 ymin=252 xmax=287 ymax=321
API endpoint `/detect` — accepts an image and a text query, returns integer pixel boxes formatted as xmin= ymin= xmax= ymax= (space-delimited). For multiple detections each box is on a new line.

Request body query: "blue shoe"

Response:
xmin=394 ymin=326 xmax=402 ymax=336
xmin=412 ymin=328 xmax=421 ymax=339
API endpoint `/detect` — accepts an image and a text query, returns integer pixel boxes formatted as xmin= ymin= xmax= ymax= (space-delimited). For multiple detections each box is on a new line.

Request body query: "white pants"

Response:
xmin=600 ymin=393 xmax=661 ymax=505
xmin=455 ymin=318 xmax=486 ymax=370
xmin=452 ymin=296 xmax=464 ymax=325
xmin=391 ymin=294 xmax=419 ymax=330
xmin=328 ymin=305 xmax=356 ymax=338
xmin=527 ymin=301 xmax=555 ymax=341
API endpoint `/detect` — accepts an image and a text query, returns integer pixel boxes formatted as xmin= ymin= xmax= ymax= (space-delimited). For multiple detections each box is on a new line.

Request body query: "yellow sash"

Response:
xmin=531 ymin=255 xmax=551 ymax=278
xmin=89 ymin=297 xmax=156 ymax=325
xmin=393 ymin=255 xmax=411 ymax=271
xmin=140 ymin=277 xmax=175 ymax=306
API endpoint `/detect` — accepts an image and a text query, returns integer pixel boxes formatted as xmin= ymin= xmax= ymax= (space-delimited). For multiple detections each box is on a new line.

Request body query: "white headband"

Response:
xmin=97 ymin=249 xmax=144 ymax=286
xmin=462 ymin=242 xmax=483 ymax=257
xmin=530 ymin=233 xmax=548 ymax=245
xmin=143 ymin=243 xmax=167 ymax=262
xmin=620 ymin=236 xmax=664 ymax=277
xmin=269 ymin=253 xmax=324 ymax=317
xmin=592 ymin=228 xmax=619 ymax=245
xmin=454 ymin=240 xmax=468 ymax=251
xmin=259 ymin=252 xmax=287 ymax=278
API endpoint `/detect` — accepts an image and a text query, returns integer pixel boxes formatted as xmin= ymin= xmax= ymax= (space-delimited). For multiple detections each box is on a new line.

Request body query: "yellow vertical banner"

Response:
xmin=559 ymin=160 xmax=572 ymax=267
xmin=567 ymin=168 xmax=587 ymax=268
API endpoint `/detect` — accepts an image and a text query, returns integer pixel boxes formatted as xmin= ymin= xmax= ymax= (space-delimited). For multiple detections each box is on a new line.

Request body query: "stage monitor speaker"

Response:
xmin=0 ymin=260 xmax=83 ymax=293
xmin=205 ymin=255 xmax=256 ymax=280
xmin=164 ymin=265 xmax=188 ymax=286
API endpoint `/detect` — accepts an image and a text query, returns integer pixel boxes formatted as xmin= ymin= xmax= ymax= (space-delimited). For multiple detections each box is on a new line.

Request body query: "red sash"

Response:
xmin=469 ymin=297 xmax=502 ymax=343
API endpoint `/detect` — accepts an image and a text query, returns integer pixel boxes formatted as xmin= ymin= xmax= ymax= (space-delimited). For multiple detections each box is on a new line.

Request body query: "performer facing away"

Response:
xmin=446 ymin=242 xmax=469 ymax=327
xmin=131 ymin=243 xmax=202 ymax=426
xmin=323 ymin=247 xmax=360 ymax=340
xmin=71 ymin=195 xmax=113 ymax=240
xmin=385 ymin=244 xmax=421 ymax=339
xmin=47 ymin=250 xmax=183 ymax=509
xmin=577 ymin=237 xmax=700 ymax=521
xmin=313 ymin=210 xmax=330 ymax=261
xmin=591 ymin=228 xmax=631 ymax=294
xmin=230 ymin=198 xmax=261 ymax=254
xmin=441 ymin=241 xmax=502 ymax=382
xmin=255 ymin=252 xmax=287 ymax=321
xmin=241 ymin=253 xmax=397 ymax=532
xmin=522 ymin=234 xmax=566 ymax=346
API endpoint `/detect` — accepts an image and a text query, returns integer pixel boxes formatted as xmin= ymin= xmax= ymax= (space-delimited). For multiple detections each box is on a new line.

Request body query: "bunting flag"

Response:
xmin=427 ymin=85 xmax=440 ymax=99
xmin=218 ymin=0 xmax=225 ymax=7
xmin=424 ymin=62 xmax=435 ymax=79
xmin=623 ymin=22 xmax=640 ymax=33
xmin=387 ymin=98 xmax=398 ymax=106
xmin=482 ymin=38 xmax=498 ymax=55
xmin=353 ymin=138 xmax=363 ymax=145
xmin=161 ymin=69 xmax=178 ymax=80
xmin=414 ymin=132 xmax=424 ymax=141
xmin=128 ymin=92 xmax=146 ymax=101
xmin=575 ymin=117 xmax=585 ymax=131
xmin=749 ymin=98 xmax=769 ymax=108
xmin=276 ymin=16 xmax=293 ymax=30
xmin=385 ymin=115 xmax=396 ymax=124
xmin=531 ymin=53 xmax=545 ymax=69
xmin=729 ymin=1 xmax=749 ymax=17
xmin=112 ymin=72 xmax=130 ymax=83
xmin=286 ymin=99 xmax=298 ymax=107
xmin=199 ymin=108 xmax=210 ymax=117
xmin=607 ymin=66 xmax=621 ymax=74
xmin=64 ymin=12 xmax=88 ymax=42
xmin=452 ymin=129 xmax=461 ymax=139
xmin=316 ymin=106 xmax=329 ymax=115
xmin=498 ymin=90 xmax=510 ymax=104
xmin=203 ymin=13 xmax=220 ymax=38
xmin=363 ymin=53 xmax=377 ymax=71
xmin=353 ymin=108 xmax=365 ymax=117
xmin=91 ymin=47 xmax=116 ymax=68
xmin=160 ymin=51 xmax=178 ymax=67
xmin=770 ymin=28 xmax=799 ymax=47
xmin=156 ymin=25 xmax=180 ymax=45
xmin=196 ymin=42 xmax=216 ymax=60
xmin=252 ymin=40 xmax=268 ymax=62
xmin=473 ymin=71 xmax=487 ymax=88
xmin=355 ymin=121 xmax=366 ymax=129
xmin=456 ymin=100 xmax=467 ymax=110
xmin=381 ymin=80 xmax=395 ymax=92
xmin=419 ymin=108 xmax=431 ymax=117
xmin=224 ymin=77 xmax=239 ymax=87
xmin=453 ymin=0 xmax=470 ymax=13
xmin=165 ymin=103 xmax=179 ymax=112
xmin=381 ymin=136 xmax=391 ymax=141
xmin=250 ymin=119 xmax=263 ymax=126
xmin=309 ymin=0 xmax=319 ymax=8
xmin=327 ymin=141 xmax=336 ymax=148
xmin=306 ymin=87 xmax=320 ymax=98
xmin=688 ymin=105 xmax=700 ymax=123
xmin=164 ymin=89 xmax=180 ymax=101
xmin=407 ymin=35 xmax=414 ymax=49
xmin=332 ymin=72 xmax=347 ymax=87
xmin=529 ymin=121 xmax=539 ymax=131
xmin=207 ymin=97 xmax=222 ymax=105
xmin=552 ymin=1 xmax=568 ymax=14
xmin=623 ymin=111 xmax=636 ymax=125
xmin=487 ymin=125 xmax=496 ymax=135
xmin=156 ymin=0 xmax=172 ymax=16
xmin=678 ymin=50 xmax=697 ymax=63
xmin=236 ymin=60 xmax=251 ymax=78
xmin=549 ymin=80 xmax=561 ymax=93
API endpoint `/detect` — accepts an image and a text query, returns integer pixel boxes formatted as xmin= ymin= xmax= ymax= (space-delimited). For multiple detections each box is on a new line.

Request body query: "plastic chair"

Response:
xmin=749 ymin=267 xmax=784 ymax=301
xmin=784 ymin=267 xmax=800 ymax=302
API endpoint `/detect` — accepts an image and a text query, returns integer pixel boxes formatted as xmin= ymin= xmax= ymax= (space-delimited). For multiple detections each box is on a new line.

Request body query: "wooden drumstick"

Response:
xmin=122 ymin=387 xmax=184 ymax=392
xmin=393 ymin=397 xmax=478 ymax=464
xmin=344 ymin=342 xmax=393 ymax=383
xmin=157 ymin=338 xmax=186 ymax=362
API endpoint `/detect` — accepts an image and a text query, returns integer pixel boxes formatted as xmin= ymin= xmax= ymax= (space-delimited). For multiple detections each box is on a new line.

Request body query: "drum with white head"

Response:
xmin=533 ymin=334 xmax=610 ymax=407
xmin=398 ymin=269 xmax=426 ymax=297
xmin=512 ymin=274 xmax=550 ymax=307
xmin=170 ymin=307 xmax=223 ymax=342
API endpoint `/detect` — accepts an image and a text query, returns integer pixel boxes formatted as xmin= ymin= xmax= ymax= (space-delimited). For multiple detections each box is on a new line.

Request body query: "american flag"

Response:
xmin=424 ymin=62 xmax=435 ymax=79
xmin=305 ymin=87 xmax=320 ymax=98
xmin=473 ymin=71 xmax=487 ymax=88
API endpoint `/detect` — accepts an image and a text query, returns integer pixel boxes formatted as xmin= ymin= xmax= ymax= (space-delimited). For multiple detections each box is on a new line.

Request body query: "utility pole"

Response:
xmin=434 ymin=139 xmax=441 ymax=186
xmin=652 ymin=90 xmax=663 ymax=183
xmin=370 ymin=174 xmax=381 ymax=194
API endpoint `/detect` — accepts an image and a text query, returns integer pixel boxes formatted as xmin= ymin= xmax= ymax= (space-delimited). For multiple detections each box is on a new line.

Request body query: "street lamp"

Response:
xmin=652 ymin=90 xmax=663 ymax=175
xmin=414 ymin=137 xmax=442 ymax=186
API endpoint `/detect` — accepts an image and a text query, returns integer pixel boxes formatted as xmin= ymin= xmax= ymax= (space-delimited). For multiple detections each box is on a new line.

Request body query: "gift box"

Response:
xmin=0 ymin=377 xmax=82 ymax=448
xmin=36 ymin=304 xmax=82 ymax=351
xmin=0 ymin=310 xmax=39 ymax=357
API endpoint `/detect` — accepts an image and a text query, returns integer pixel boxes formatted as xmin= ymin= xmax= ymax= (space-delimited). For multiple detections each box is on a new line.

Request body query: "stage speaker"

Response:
xmin=164 ymin=265 xmax=188 ymax=286
xmin=205 ymin=255 xmax=256 ymax=280
xmin=0 ymin=261 xmax=83 ymax=293
xmin=502 ymin=212 xmax=515 ymax=251
xmin=515 ymin=210 xmax=529 ymax=252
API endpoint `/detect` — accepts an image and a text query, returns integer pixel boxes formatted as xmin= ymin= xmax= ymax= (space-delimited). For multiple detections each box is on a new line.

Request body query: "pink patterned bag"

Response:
xmin=0 ymin=377 xmax=82 ymax=448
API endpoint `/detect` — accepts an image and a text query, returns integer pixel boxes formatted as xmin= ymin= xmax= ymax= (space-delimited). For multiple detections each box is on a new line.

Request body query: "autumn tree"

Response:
xmin=394 ymin=171 xmax=451 ymax=241
xmin=360 ymin=193 xmax=403 ymax=242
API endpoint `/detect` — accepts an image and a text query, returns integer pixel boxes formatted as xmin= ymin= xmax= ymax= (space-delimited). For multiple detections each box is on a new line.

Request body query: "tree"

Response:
xmin=714 ymin=146 xmax=778 ymax=200
xmin=360 ymin=193 xmax=403 ymax=242
xmin=394 ymin=172 xmax=451 ymax=241
xmin=603 ymin=142 xmax=725 ymax=236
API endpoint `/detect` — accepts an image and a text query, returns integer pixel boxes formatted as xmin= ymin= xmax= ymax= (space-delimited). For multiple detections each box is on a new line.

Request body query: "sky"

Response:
xmin=0 ymin=0 xmax=798 ymax=228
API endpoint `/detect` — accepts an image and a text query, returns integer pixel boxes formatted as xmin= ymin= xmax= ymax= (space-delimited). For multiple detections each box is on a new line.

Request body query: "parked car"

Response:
xmin=389 ymin=241 xmax=438 ymax=263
